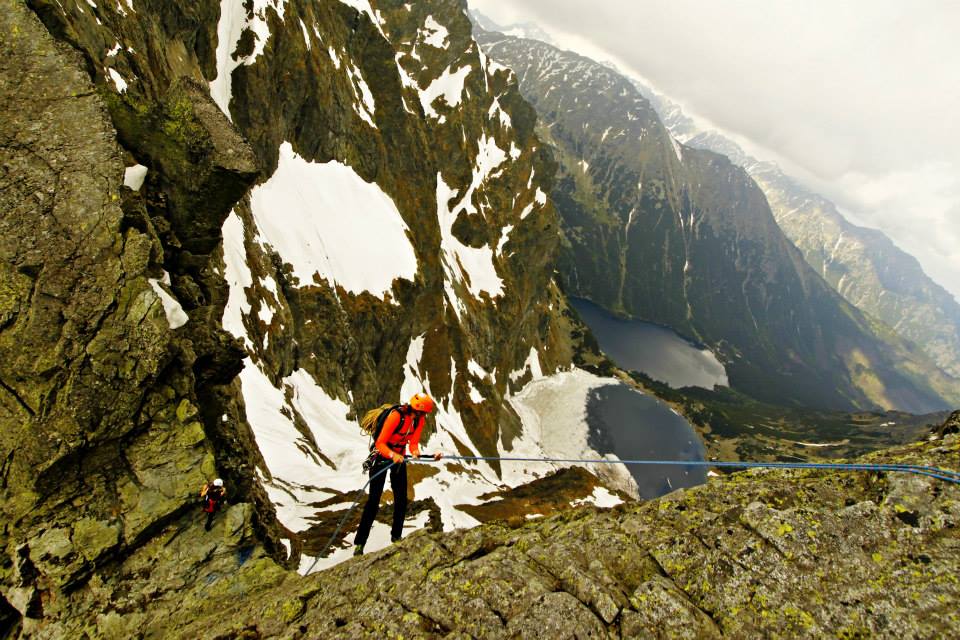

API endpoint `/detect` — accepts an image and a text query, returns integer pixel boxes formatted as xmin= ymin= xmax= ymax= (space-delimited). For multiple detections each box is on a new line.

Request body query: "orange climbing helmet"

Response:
xmin=408 ymin=393 xmax=435 ymax=414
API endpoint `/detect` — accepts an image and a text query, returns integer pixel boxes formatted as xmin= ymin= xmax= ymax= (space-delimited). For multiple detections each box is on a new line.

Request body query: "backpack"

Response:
xmin=359 ymin=403 xmax=402 ymax=444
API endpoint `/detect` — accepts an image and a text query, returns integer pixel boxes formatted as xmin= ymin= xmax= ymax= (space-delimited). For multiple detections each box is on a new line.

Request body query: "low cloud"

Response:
xmin=470 ymin=0 xmax=960 ymax=301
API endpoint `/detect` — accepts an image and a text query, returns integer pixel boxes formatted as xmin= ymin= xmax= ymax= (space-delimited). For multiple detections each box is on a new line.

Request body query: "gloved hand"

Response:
xmin=391 ymin=452 xmax=404 ymax=464
xmin=433 ymin=452 xmax=443 ymax=461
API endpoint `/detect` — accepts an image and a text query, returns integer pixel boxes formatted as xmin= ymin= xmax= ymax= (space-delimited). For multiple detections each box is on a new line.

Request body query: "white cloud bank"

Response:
xmin=470 ymin=0 xmax=960 ymax=301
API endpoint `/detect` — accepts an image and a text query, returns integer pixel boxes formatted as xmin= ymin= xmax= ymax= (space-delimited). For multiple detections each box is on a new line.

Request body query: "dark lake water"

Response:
xmin=571 ymin=297 xmax=728 ymax=389
xmin=587 ymin=383 xmax=707 ymax=499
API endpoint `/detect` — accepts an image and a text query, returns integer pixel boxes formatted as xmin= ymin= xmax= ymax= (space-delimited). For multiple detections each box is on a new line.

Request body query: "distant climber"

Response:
xmin=353 ymin=393 xmax=441 ymax=556
xmin=200 ymin=478 xmax=227 ymax=531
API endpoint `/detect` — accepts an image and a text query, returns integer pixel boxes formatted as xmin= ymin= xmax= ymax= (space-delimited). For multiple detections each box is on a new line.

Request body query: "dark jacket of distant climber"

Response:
xmin=200 ymin=479 xmax=227 ymax=531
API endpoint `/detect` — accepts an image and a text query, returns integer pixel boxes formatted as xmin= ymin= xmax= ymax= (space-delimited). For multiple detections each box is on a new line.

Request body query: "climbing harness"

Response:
xmin=304 ymin=453 xmax=960 ymax=575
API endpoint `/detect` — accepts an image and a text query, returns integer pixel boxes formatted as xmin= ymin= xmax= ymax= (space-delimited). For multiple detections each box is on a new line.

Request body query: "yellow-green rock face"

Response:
xmin=150 ymin=433 xmax=960 ymax=639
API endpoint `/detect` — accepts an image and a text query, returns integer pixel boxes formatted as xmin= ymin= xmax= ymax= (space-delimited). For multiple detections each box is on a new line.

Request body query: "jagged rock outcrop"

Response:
xmin=56 ymin=431 xmax=960 ymax=638
xmin=0 ymin=0 xmax=284 ymax=634
xmin=934 ymin=410 xmax=960 ymax=438
xmin=476 ymin=31 xmax=959 ymax=414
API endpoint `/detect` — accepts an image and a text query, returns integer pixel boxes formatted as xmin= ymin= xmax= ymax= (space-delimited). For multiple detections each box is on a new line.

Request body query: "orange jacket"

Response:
xmin=374 ymin=406 xmax=424 ymax=459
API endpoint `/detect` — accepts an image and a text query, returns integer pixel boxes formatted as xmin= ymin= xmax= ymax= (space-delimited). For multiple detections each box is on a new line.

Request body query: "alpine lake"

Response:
xmin=571 ymin=298 xmax=945 ymax=482
xmin=572 ymin=298 xmax=727 ymax=498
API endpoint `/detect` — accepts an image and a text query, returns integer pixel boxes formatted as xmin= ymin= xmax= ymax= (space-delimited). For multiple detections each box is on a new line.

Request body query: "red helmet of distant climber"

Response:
xmin=409 ymin=393 xmax=435 ymax=414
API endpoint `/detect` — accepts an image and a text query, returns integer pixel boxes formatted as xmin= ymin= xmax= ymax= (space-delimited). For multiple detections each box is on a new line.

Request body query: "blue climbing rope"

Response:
xmin=407 ymin=455 xmax=960 ymax=485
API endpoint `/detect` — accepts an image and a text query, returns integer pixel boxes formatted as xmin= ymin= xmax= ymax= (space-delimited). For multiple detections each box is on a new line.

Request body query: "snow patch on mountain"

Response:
xmin=221 ymin=210 xmax=254 ymax=349
xmin=210 ymin=0 xmax=288 ymax=120
xmin=509 ymin=347 xmax=543 ymax=383
xmin=475 ymin=133 xmax=508 ymax=180
xmin=497 ymin=224 xmax=514 ymax=256
xmin=488 ymin=97 xmax=512 ymax=129
xmin=420 ymin=15 xmax=449 ymax=48
xmin=241 ymin=361 xmax=355 ymax=533
xmin=420 ymin=64 xmax=472 ymax=119
xmin=148 ymin=277 xmax=188 ymax=329
xmin=436 ymin=173 xmax=504 ymax=302
xmin=123 ymin=164 xmax=147 ymax=191
xmin=299 ymin=19 xmax=311 ymax=51
xmin=571 ymin=486 xmax=623 ymax=508
xmin=328 ymin=46 xmax=342 ymax=69
xmin=345 ymin=60 xmax=377 ymax=127
xmin=105 ymin=68 xmax=127 ymax=93
xmin=250 ymin=142 xmax=417 ymax=297
xmin=670 ymin=136 xmax=683 ymax=163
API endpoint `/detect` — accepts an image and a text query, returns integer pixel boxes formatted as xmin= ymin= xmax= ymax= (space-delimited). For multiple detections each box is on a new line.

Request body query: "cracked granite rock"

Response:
xmin=146 ymin=436 xmax=960 ymax=639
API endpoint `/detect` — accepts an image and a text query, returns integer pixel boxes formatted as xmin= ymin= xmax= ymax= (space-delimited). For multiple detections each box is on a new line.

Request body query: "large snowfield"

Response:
xmin=250 ymin=142 xmax=418 ymax=297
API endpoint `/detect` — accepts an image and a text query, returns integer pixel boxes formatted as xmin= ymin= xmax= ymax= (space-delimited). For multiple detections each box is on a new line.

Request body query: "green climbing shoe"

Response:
xmin=353 ymin=544 xmax=364 ymax=556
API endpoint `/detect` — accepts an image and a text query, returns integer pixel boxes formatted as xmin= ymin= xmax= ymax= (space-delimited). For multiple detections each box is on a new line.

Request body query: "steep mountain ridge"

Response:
xmin=0 ymin=0 xmax=620 ymax=633
xmin=196 ymin=428 xmax=960 ymax=639
xmin=64 ymin=426 xmax=960 ymax=638
xmin=476 ymin=31 xmax=959 ymax=413
xmin=467 ymin=10 xmax=960 ymax=383
xmin=643 ymin=86 xmax=960 ymax=380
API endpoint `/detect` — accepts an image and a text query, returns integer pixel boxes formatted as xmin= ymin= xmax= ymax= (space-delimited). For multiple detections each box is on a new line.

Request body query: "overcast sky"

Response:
xmin=469 ymin=0 xmax=960 ymax=302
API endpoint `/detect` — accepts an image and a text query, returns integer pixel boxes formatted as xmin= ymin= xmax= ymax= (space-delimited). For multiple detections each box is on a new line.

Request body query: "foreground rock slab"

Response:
xmin=160 ymin=436 xmax=960 ymax=639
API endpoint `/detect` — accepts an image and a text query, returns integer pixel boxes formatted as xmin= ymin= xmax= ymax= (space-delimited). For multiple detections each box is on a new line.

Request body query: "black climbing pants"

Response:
xmin=353 ymin=457 xmax=408 ymax=547
xmin=203 ymin=496 xmax=223 ymax=531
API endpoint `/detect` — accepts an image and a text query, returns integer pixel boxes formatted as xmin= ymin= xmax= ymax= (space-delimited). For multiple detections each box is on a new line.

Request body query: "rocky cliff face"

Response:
xmin=0 ymin=0 xmax=604 ymax=634
xmin=200 ymin=0 xmax=595 ymax=548
xmin=632 ymin=77 xmax=960 ymax=382
xmin=476 ymin=31 xmax=959 ymax=414
xmin=50 ymin=421 xmax=960 ymax=638
xmin=0 ymin=0 xmax=284 ymax=633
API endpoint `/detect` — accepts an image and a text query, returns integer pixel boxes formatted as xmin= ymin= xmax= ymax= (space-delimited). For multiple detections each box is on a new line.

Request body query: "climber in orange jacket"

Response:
xmin=353 ymin=393 xmax=441 ymax=555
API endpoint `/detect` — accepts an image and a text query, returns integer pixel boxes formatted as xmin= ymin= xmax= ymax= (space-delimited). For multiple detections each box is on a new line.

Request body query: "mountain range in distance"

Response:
xmin=471 ymin=10 xmax=960 ymax=411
